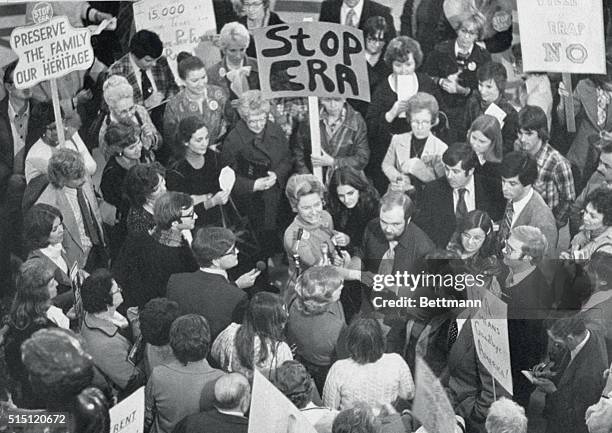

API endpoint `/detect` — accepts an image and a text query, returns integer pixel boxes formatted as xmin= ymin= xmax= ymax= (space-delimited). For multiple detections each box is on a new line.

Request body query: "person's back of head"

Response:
xmin=485 ymin=397 xmax=527 ymax=433
xmin=272 ymin=360 xmax=314 ymax=409
xmin=332 ymin=402 xmax=378 ymax=433
xmin=214 ymin=372 xmax=251 ymax=414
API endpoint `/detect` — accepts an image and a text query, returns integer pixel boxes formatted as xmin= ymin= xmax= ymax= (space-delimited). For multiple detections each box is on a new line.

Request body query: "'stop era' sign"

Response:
xmin=253 ymin=22 xmax=370 ymax=102
xmin=10 ymin=15 xmax=94 ymax=89
xmin=517 ymin=0 xmax=606 ymax=74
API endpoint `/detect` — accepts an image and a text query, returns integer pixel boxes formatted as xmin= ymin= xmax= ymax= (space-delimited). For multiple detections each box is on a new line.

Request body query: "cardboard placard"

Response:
xmin=517 ymin=0 xmax=605 ymax=74
xmin=109 ymin=387 xmax=145 ymax=433
xmin=253 ymin=22 xmax=370 ymax=101
xmin=413 ymin=356 xmax=457 ymax=433
xmin=248 ymin=370 xmax=317 ymax=433
xmin=472 ymin=289 xmax=513 ymax=395
xmin=10 ymin=15 xmax=94 ymax=89
xmin=133 ymin=0 xmax=219 ymax=78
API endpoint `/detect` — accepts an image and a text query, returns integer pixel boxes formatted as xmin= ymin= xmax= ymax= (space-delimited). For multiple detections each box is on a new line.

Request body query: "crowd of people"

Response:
xmin=1 ymin=0 xmax=612 ymax=432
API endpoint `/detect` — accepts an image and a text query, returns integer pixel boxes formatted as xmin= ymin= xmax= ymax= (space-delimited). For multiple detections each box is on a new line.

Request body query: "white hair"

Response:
xmin=485 ymin=398 xmax=527 ymax=433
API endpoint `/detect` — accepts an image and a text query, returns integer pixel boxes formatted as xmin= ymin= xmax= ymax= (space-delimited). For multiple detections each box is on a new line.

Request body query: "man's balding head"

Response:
xmin=214 ymin=373 xmax=251 ymax=414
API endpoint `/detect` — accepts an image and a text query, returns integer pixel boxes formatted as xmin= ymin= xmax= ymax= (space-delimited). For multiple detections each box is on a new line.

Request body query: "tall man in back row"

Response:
xmin=319 ymin=0 xmax=396 ymax=44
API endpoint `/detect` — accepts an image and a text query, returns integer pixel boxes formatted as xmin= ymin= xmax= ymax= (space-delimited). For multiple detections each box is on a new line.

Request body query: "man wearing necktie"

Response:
xmin=319 ymin=0 xmax=397 ymax=39
xmin=415 ymin=145 xmax=503 ymax=248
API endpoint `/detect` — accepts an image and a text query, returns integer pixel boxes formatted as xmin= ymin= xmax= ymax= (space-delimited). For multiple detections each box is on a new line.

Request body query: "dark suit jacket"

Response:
xmin=414 ymin=175 xmax=504 ymax=248
xmin=173 ymin=409 xmax=248 ymax=433
xmin=0 ymin=96 xmax=48 ymax=190
xmin=544 ymin=332 xmax=606 ymax=433
xmin=319 ymin=0 xmax=397 ymax=42
xmin=166 ymin=270 xmax=247 ymax=339
xmin=444 ymin=320 xmax=508 ymax=433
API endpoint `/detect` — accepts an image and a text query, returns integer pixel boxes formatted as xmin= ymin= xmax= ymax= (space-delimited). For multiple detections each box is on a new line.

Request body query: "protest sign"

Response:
xmin=133 ymin=0 xmax=219 ymax=78
xmin=472 ymin=289 xmax=513 ymax=395
xmin=249 ymin=370 xmax=317 ymax=433
xmin=413 ymin=356 xmax=457 ymax=433
xmin=517 ymin=0 xmax=605 ymax=74
xmin=252 ymin=22 xmax=370 ymax=101
xmin=9 ymin=15 xmax=93 ymax=89
xmin=109 ymin=387 xmax=144 ymax=433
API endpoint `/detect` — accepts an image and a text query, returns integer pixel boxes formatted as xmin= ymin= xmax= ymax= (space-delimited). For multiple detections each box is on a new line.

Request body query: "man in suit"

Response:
xmin=109 ymin=30 xmax=179 ymax=130
xmin=0 ymin=61 xmax=49 ymax=259
xmin=319 ymin=0 xmax=396 ymax=43
xmin=166 ymin=227 xmax=259 ymax=339
xmin=501 ymin=226 xmax=551 ymax=410
xmin=174 ymin=372 xmax=250 ymax=433
xmin=340 ymin=190 xmax=435 ymax=352
xmin=533 ymin=314 xmax=606 ymax=433
xmin=415 ymin=144 xmax=503 ymax=248
xmin=581 ymin=251 xmax=612 ymax=362
xmin=497 ymin=152 xmax=558 ymax=257
xmin=34 ymin=149 xmax=106 ymax=270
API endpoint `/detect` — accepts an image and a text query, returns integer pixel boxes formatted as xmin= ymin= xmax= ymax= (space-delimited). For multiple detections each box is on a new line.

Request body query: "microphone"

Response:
xmin=256 ymin=261 xmax=267 ymax=272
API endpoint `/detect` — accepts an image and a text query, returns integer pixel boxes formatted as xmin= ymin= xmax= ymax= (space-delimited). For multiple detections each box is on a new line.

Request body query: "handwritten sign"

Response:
xmin=472 ymin=289 xmax=513 ymax=395
xmin=517 ymin=0 xmax=605 ymax=74
xmin=413 ymin=356 xmax=457 ymax=433
xmin=109 ymin=387 xmax=144 ymax=433
xmin=133 ymin=0 xmax=218 ymax=79
xmin=10 ymin=15 xmax=93 ymax=89
xmin=253 ymin=22 xmax=370 ymax=101
xmin=249 ymin=370 xmax=317 ymax=433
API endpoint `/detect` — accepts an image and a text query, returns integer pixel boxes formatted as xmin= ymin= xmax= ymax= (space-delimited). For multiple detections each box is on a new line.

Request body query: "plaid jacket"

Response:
xmin=109 ymin=54 xmax=179 ymax=106
xmin=531 ymin=142 xmax=576 ymax=227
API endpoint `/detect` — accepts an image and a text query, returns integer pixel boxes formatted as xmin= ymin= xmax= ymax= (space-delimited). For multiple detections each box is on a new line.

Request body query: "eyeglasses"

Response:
xmin=243 ymin=1 xmax=263 ymax=9
xmin=116 ymin=105 xmax=136 ymax=117
xmin=459 ymin=27 xmax=478 ymax=36
xmin=410 ymin=119 xmax=432 ymax=127
xmin=366 ymin=36 xmax=385 ymax=44
xmin=180 ymin=210 xmax=196 ymax=219
xmin=222 ymin=245 xmax=239 ymax=256
xmin=247 ymin=116 xmax=267 ymax=127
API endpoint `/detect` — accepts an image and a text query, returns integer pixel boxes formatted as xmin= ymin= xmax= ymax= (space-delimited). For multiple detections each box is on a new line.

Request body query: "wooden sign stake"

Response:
xmin=562 ymin=73 xmax=576 ymax=133
xmin=308 ymin=97 xmax=323 ymax=182
xmin=49 ymin=78 xmax=66 ymax=146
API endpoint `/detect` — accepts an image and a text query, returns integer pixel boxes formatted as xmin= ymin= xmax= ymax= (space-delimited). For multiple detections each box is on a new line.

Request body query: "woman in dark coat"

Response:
xmin=237 ymin=0 xmax=285 ymax=58
xmin=365 ymin=36 xmax=438 ymax=193
xmin=221 ymin=90 xmax=293 ymax=260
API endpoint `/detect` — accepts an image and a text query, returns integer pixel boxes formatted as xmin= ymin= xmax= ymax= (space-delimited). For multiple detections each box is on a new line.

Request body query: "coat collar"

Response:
xmin=83 ymin=312 xmax=119 ymax=337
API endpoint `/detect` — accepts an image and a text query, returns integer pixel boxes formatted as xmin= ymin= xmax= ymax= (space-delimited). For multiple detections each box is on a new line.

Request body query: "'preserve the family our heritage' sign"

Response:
xmin=253 ymin=22 xmax=371 ymax=102
xmin=517 ymin=0 xmax=606 ymax=74
xmin=9 ymin=14 xmax=94 ymax=89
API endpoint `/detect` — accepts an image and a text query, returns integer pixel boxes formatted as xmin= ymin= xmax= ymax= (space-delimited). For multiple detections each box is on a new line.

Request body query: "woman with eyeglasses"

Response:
xmin=446 ymin=209 xmax=503 ymax=279
xmin=423 ymin=14 xmax=491 ymax=142
xmin=365 ymin=36 xmax=438 ymax=193
xmin=80 ymin=269 xmax=142 ymax=394
xmin=382 ymin=92 xmax=447 ymax=195
xmin=4 ymin=259 xmax=61 ymax=408
xmin=98 ymin=74 xmax=161 ymax=161
xmin=112 ymin=191 xmax=198 ymax=310
xmin=562 ymin=188 xmax=612 ymax=260
xmin=166 ymin=116 xmax=229 ymax=228
xmin=237 ymin=0 xmax=284 ymax=58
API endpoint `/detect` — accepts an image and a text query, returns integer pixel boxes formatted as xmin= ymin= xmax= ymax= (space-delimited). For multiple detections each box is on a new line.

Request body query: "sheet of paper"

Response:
xmin=219 ymin=166 xmax=236 ymax=192
xmin=484 ymin=103 xmax=507 ymax=128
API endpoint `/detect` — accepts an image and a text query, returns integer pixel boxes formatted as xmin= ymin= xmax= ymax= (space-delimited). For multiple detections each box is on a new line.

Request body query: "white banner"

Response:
xmin=109 ymin=387 xmax=145 ymax=433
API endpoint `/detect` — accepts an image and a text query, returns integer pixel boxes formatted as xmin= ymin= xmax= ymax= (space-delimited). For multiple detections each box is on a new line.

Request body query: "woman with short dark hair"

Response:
xmin=139 ymin=297 xmax=180 ymax=375
xmin=322 ymin=318 xmax=414 ymax=410
xmin=80 ymin=269 xmax=140 ymax=392
xmin=123 ymin=162 xmax=167 ymax=236
xmin=145 ymin=314 xmax=223 ymax=433
xmin=565 ymin=188 xmax=612 ymax=259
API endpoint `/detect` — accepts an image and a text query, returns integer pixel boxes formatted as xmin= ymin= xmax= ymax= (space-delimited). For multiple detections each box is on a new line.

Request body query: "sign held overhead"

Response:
xmin=10 ymin=15 xmax=94 ymax=89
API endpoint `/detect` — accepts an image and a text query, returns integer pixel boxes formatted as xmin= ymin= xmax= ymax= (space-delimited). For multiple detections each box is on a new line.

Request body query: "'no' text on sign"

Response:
xmin=10 ymin=15 xmax=94 ymax=89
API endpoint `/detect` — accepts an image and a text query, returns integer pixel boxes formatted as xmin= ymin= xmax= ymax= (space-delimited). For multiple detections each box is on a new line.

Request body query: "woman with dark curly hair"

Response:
xmin=145 ymin=314 xmax=223 ymax=433
xmin=23 ymin=204 xmax=74 ymax=309
xmin=365 ymin=36 xmax=438 ymax=193
xmin=564 ymin=188 xmax=612 ymax=259
xmin=123 ymin=162 xmax=167 ymax=236
xmin=166 ymin=116 xmax=229 ymax=227
xmin=328 ymin=167 xmax=380 ymax=252
xmin=447 ymin=210 xmax=500 ymax=268
xmin=139 ymin=297 xmax=180 ymax=375
xmin=80 ymin=269 xmax=140 ymax=393
xmin=4 ymin=259 xmax=59 ymax=408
